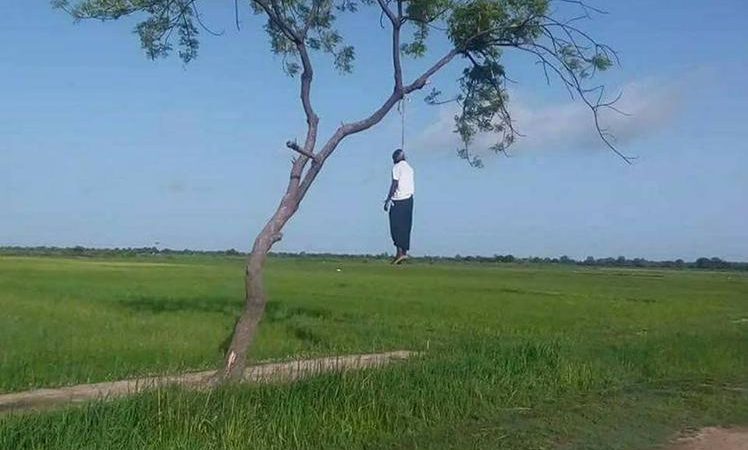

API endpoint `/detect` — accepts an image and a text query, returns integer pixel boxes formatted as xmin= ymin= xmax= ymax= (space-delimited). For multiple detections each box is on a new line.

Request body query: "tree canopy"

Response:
xmin=53 ymin=0 xmax=628 ymax=165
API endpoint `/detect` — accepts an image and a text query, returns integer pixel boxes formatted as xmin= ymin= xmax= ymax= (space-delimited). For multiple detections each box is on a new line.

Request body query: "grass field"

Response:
xmin=1 ymin=255 xmax=747 ymax=449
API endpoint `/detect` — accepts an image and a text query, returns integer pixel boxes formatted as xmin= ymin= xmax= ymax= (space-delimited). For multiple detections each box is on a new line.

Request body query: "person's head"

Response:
xmin=392 ymin=149 xmax=405 ymax=164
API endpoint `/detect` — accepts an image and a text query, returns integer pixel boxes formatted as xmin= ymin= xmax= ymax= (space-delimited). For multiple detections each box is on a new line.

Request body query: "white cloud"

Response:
xmin=414 ymin=78 xmax=683 ymax=157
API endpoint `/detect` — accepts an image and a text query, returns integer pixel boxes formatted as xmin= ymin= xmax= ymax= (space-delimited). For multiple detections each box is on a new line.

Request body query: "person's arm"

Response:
xmin=385 ymin=164 xmax=401 ymax=211
xmin=384 ymin=179 xmax=398 ymax=211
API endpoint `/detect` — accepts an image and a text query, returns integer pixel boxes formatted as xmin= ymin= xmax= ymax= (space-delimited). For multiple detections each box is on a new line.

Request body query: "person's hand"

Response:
xmin=383 ymin=199 xmax=390 ymax=212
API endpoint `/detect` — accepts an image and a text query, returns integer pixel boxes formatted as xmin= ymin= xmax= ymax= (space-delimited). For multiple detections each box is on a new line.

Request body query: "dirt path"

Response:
xmin=667 ymin=427 xmax=748 ymax=450
xmin=0 ymin=350 xmax=415 ymax=415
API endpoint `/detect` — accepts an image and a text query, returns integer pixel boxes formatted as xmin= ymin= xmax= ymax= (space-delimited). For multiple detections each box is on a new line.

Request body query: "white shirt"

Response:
xmin=392 ymin=160 xmax=415 ymax=200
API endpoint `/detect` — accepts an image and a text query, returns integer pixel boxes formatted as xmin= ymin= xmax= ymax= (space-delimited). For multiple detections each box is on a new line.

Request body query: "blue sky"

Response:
xmin=1 ymin=1 xmax=747 ymax=260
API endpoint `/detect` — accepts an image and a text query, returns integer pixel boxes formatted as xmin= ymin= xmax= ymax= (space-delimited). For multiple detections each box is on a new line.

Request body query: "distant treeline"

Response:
xmin=2 ymin=246 xmax=746 ymax=271
xmin=0 ymin=246 xmax=242 ymax=258
xmin=273 ymin=252 xmax=748 ymax=271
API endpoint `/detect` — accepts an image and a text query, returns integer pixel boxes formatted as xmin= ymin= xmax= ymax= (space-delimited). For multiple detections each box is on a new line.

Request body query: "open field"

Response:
xmin=1 ymin=255 xmax=747 ymax=449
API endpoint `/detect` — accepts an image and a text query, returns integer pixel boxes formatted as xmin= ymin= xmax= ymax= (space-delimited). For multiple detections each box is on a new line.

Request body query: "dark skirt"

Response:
xmin=389 ymin=196 xmax=414 ymax=251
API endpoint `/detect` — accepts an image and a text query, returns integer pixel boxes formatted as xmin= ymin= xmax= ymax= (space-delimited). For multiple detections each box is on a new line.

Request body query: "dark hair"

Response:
xmin=392 ymin=149 xmax=404 ymax=161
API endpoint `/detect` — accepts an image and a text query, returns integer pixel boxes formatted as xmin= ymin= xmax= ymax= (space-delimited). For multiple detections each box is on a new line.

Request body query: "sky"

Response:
xmin=1 ymin=1 xmax=747 ymax=260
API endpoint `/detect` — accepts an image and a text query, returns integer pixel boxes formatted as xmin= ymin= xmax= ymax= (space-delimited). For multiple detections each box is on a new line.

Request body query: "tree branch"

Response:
xmin=376 ymin=0 xmax=403 ymax=91
xmin=190 ymin=2 xmax=224 ymax=37
xmin=493 ymin=39 xmax=634 ymax=164
xmin=297 ymin=43 xmax=319 ymax=148
xmin=252 ymin=0 xmax=301 ymax=42
xmin=296 ymin=48 xmax=460 ymax=199
xmin=346 ymin=48 xmax=459 ymax=138
xmin=375 ymin=0 xmax=397 ymax=25
xmin=403 ymin=5 xmax=451 ymax=30
xmin=286 ymin=41 xmax=320 ymax=191
xmin=450 ymin=9 xmax=633 ymax=164
xmin=286 ymin=140 xmax=318 ymax=161
xmin=234 ymin=0 xmax=241 ymax=31
xmin=404 ymin=49 xmax=459 ymax=94
xmin=302 ymin=0 xmax=321 ymax=37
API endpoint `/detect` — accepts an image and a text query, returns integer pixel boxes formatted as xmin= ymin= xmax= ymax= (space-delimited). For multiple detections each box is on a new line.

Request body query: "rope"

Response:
xmin=398 ymin=96 xmax=407 ymax=150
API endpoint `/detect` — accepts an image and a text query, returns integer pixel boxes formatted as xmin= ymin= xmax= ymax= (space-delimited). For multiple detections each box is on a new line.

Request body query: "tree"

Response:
xmin=54 ymin=0 xmax=626 ymax=382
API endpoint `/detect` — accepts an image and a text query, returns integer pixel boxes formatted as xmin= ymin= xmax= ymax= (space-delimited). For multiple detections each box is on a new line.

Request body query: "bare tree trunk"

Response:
xmin=220 ymin=193 xmax=298 ymax=381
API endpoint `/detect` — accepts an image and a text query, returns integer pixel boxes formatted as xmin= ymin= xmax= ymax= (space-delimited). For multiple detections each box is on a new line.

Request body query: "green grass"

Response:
xmin=1 ymin=255 xmax=747 ymax=448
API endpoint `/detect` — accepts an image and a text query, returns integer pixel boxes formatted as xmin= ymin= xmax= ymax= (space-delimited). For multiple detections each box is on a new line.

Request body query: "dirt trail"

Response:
xmin=667 ymin=427 xmax=748 ymax=450
xmin=0 ymin=350 xmax=415 ymax=415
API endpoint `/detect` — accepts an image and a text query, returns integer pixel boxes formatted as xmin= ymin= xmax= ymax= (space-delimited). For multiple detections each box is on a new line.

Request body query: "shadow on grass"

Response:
xmin=118 ymin=295 xmax=333 ymax=322
xmin=119 ymin=294 xmax=242 ymax=316
xmin=496 ymin=287 xmax=563 ymax=297
xmin=618 ymin=296 xmax=658 ymax=304
xmin=287 ymin=324 xmax=326 ymax=345
xmin=118 ymin=296 xmax=336 ymax=353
